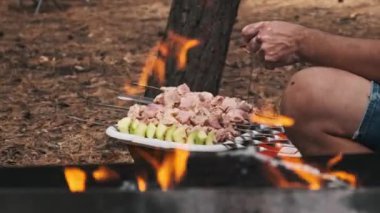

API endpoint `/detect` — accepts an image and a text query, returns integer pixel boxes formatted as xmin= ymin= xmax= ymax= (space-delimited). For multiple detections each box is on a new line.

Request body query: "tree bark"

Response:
xmin=145 ymin=0 xmax=241 ymax=98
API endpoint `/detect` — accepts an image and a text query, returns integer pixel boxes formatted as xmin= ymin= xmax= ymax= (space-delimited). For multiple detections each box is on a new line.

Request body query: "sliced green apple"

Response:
xmin=205 ymin=132 xmax=216 ymax=145
xmin=146 ymin=123 xmax=157 ymax=139
xmin=165 ymin=125 xmax=176 ymax=142
xmin=135 ymin=122 xmax=147 ymax=137
xmin=117 ymin=117 xmax=132 ymax=133
xmin=129 ymin=119 xmax=140 ymax=134
xmin=195 ymin=130 xmax=207 ymax=145
xmin=186 ymin=131 xmax=198 ymax=144
xmin=155 ymin=123 xmax=168 ymax=140
xmin=173 ymin=126 xmax=187 ymax=144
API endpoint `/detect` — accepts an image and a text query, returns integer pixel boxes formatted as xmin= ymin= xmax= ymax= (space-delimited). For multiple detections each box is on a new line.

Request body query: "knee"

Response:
xmin=280 ymin=67 xmax=333 ymax=120
xmin=279 ymin=67 xmax=336 ymax=146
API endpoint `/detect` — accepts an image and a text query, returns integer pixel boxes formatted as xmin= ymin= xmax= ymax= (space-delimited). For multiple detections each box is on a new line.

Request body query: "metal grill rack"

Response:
xmin=224 ymin=123 xmax=300 ymax=157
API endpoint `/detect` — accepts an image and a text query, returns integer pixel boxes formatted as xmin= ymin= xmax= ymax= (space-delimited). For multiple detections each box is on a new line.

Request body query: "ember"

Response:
xmin=64 ymin=167 xmax=86 ymax=193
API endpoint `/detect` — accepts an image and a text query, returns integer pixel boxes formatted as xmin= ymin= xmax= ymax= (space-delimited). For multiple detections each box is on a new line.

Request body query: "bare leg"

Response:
xmin=280 ymin=67 xmax=373 ymax=156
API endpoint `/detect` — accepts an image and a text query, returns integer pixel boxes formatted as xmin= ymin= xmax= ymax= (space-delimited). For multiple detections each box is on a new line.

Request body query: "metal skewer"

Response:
xmin=130 ymin=82 xmax=162 ymax=91
xmin=117 ymin=95 xmax=153 ymax=105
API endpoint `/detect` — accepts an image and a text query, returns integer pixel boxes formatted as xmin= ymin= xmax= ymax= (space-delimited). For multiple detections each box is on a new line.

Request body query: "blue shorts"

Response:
xmin=353 ymin=81 xmax=380 ymax=151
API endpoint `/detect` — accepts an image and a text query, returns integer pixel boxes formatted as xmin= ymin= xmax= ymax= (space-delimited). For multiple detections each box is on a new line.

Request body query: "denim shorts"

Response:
xmin=353 ymin=81 xmax=380 ymax=151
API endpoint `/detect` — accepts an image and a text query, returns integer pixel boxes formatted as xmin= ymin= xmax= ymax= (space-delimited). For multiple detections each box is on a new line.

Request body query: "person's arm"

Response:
xmin=300 ymin=29 xmax=380 ymax=81
xmin=242 ymin=21 xmax=380 ymax=81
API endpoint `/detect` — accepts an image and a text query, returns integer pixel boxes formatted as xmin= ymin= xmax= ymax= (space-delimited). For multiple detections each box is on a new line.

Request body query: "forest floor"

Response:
xmin=0 ymin=0 xmax=379 ymax=166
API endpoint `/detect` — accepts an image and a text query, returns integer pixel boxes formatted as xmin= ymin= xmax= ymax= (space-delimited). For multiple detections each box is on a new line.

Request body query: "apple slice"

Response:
xmin=165 ymin=125 xmax=176 ymax=142
xmin=135 ymin=122 xmax=148 ymax=137
xmin=146 ymin=123 xmax=157 ymax=139
xmin=186 ymin=131 xmax=198 ymax=144
xmin=195 ymin=130 xmax=207 ymax=145
xmin=117 ymin=117 xmax=132 ymax=133
xmin=129 ymin=119 xmax=140 ymax=134
xmin=173 ymin=126 xmax=187 ymax=144
xmin=205 ymin=132 xmax=216 ymax=145
xmin=155 ymin=123 xmax=168 ymax=140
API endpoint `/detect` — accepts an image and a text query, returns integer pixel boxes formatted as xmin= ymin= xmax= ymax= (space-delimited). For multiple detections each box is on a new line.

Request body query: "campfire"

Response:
xmin=3 ymin=0 xmax=380 ymax=212
xmin=64 ymin=30 xmax=357 ymax=193
xmin=63 ymin=154 xmax=357 ymax=193
xmin=0 ymin=153 xmax=377 ymax=213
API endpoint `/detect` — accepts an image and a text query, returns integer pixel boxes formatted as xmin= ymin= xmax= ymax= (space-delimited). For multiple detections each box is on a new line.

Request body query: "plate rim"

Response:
xmin=106 ymin=126 xmax=231 ymax=152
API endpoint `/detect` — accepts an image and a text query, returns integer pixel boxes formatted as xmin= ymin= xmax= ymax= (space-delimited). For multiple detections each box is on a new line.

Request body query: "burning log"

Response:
xmin=144 ymin=0 xmax=241 ymax=97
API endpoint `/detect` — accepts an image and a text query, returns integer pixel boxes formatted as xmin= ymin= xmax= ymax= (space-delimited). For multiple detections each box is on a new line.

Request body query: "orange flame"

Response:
xmin=293 ymin=169 xmax=322 ymax=190
xmin=251 ymin=111 xmax=295 ymax=127
xmin=136 ymin=174 xmax=148 ymax=192
xmin=124 ymin=44 xmax=161 ymax=94
xmin=327 ymin=153 xmax=343 ymax=169
xmin=156 ymin=149 xmax=190 ymax=191
xmin=64 ymin=167 xmax=86 ymax=193
xmin=135 ymin=148 xmax=190 ymax=191
xmin=264 ymin=164 xmax=304 ymax=188
xmin=265 ymin=156 xmax=357 ymax=190
xmin=282 ymin=157 xmax=322 ymax=190
xmin=92 ymin=166 xmax=120 ymax=182
xmin=124 ymin=31 xmax=200 ymax=95
xmin=328 ymin=171 xmax=357 ymax=187
xmin=167 ymin=31 xmax=200 ymax=69
xmin=326 ymin=154 xmax=357 ymax=187
xmin=157 ymin=158 xmax=172 ymax=191
xmin=173 ymin=149 xmax=189 ymax=182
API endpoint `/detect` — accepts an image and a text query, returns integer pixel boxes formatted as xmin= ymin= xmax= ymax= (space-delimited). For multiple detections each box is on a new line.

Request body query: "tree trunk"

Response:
xmin=145 ymin=0 xmax=241 ymax=98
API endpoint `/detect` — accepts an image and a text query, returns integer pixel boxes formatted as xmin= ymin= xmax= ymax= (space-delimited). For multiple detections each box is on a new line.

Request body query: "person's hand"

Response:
xmin=242 ymin=21 xmax=307 ymax=69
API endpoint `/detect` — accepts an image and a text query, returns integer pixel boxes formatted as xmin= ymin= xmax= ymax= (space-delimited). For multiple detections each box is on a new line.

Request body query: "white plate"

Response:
xmin=106 ymin=126 xmax=233 ymax=152
xmin=106 ymin=126 xmax=301 ymax=157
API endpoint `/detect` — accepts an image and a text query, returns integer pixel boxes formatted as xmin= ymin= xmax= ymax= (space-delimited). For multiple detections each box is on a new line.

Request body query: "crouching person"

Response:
xmin=242 ymin=21 xmax=380 ymax=155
